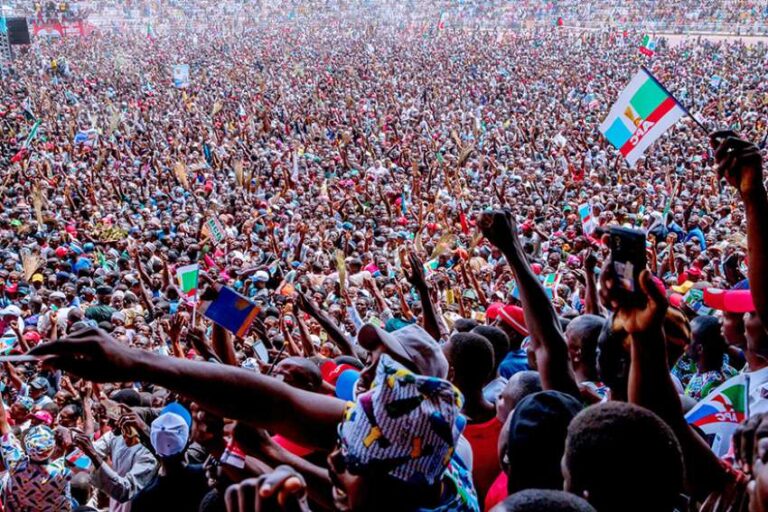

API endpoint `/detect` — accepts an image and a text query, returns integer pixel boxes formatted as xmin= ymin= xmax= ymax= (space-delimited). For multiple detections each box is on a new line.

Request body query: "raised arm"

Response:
xmin=711 ymin=132 xmax=768 ymax=330
xmin=295 ymin=291 xmax=357 ymax=358
xmin=404 ymin=251 xmax=442 ymax=341
xmin=478 ymin=211 xmax=580 ymax=399
xmin=607 ymin=266 xmax=730 ymax=500
xmin=582 ymin=251 xmax=601 ymax=316
xmin=30 ymin=328 xmax=346 ymax=450
xmin=211 ymin=323 xmax=238 ymax=366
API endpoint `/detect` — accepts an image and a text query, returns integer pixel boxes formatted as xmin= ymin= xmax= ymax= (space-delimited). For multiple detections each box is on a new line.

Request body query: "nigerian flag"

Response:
xmin=599 ymin=68 xmax=686 ymax=167
xmin=177 ymin=264 xmax=199 ymax=301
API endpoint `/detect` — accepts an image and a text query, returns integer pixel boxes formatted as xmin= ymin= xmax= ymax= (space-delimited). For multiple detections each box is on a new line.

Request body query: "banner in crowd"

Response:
xmin=599 ymin=68 xmax=685 ymax=166
xmin=172 ymin=64 xmax=190 ymax=88
xmin=32 ymin=20 xmax=96 ymax=38
xmin=579 ymin=203 xmax=595 ymax=234
xmin=201 ymin=286 xmax=260 ymax=337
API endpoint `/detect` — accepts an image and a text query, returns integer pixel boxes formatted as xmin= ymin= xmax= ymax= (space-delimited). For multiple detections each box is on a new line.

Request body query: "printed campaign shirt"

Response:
xmin=0 ymin=432 xmax=72 ymax=511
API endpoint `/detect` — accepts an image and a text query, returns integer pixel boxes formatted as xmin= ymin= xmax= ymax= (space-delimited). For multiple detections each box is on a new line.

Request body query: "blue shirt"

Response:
xmin=499 ymin=349 xmax=530 ymax=379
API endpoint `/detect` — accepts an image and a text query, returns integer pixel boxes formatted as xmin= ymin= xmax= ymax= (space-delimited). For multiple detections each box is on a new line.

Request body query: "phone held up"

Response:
xmin=609 ymin=226 xmax=647 ymax=306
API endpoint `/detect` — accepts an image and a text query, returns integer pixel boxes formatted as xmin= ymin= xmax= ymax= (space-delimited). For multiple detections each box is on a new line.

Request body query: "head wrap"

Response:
xmin=24 ymin=425 xmax=56 ymax=461
xmin=338 ymin=354 xmax=463 ymax=486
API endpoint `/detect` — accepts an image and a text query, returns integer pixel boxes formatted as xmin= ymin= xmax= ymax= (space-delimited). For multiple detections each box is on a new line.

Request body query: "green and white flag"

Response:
xmin=177 ymin=264 xmax=199 ymax=301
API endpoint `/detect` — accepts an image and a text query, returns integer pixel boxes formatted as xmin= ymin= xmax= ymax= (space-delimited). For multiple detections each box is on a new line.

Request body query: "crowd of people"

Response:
xmin=2 ymin=1 xmax=768 ymax=511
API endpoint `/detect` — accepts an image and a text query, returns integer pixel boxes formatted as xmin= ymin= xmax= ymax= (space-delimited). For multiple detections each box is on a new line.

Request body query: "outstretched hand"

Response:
xmin=295 ymin=291 xmax=320 ymax=317
xmin=607 ymin=269 xmax=668 ymax=335
xmin=404 ymin=251 xmax=427 ymax=289
xmin=28 ymin=328 xmax=141 ymax=383
xmin=477 ymin=210 xmax=519 ymax=251
xmin=732 ymin=413 xmax=768 ymax=475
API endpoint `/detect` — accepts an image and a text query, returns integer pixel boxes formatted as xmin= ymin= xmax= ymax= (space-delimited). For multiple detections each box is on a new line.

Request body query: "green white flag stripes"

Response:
xmin=176 ymin=264 xmax=199 ymax=300
xmin=22 ymin=120 xmax=41 ymax=149
xmin=599 ymin=68 xmax=686 ymax=167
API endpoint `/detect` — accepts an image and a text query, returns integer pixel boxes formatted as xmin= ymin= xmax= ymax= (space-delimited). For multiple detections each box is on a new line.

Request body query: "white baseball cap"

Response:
xmin=150 ymin=412 xmax=189 ymax=457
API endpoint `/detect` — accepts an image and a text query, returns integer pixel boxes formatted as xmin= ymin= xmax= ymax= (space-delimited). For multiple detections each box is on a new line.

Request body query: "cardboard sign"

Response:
xmin=204 ymin=217 xmax=226 ymax=245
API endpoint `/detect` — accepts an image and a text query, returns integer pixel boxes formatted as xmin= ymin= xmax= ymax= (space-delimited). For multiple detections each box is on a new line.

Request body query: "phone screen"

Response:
xmin=609 ymin=227 xmax=647 ymax=295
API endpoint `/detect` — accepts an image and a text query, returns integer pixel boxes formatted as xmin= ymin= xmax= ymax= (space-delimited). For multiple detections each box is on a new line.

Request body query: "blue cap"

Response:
xmin=160 ymin=402 xmax=192 ymax=429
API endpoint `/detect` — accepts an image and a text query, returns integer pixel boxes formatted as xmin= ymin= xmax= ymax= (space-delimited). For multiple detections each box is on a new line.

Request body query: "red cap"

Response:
xmin=487 ymin=302 xmax=528 ymax=336
xmin=55 ymin=247 xmax=68 ymax=258
xmin=687 ymin=267 xmax=702 ymax=278
xmin=704 ymin=288 xmax=754 ymax=314
xmin=320 ymin=360 xmax=337 ymax=383
xmin=23 ymin=332 xmax=41 ymax=345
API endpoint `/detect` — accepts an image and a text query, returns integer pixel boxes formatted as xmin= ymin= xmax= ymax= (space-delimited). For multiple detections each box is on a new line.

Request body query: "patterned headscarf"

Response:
xmin=15 ymin=396 xmax=34 ymax=411
xmin=24 ymin=425 xmax=56 ymax=461
xmin=338 ymin=354 xmax=464 ymax=486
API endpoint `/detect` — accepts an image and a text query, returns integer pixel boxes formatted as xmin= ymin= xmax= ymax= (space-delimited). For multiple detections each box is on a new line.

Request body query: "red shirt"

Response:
xmin=463 ymin=417 xmax=503 ymax=502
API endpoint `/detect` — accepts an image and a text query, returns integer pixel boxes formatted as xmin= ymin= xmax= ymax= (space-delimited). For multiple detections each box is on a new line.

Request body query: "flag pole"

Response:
xmin=640 ymin=65 xmax=709 ymax=136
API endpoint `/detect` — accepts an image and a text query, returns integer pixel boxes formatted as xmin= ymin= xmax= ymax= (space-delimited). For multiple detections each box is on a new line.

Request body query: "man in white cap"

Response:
xmin=130 ymin=405 xmax=209 ymax=512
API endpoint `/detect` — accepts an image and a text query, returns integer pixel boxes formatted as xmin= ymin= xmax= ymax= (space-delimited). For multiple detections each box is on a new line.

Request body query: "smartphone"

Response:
xmin=609 ymin=227 xmax=647 ymax=299
xmin=253 ymin=340 xmax=270 ymax=364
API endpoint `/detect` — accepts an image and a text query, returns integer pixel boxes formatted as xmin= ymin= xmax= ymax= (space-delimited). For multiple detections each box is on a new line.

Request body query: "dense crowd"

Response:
xmin=2 ymin=1 xmax=768 ymax=511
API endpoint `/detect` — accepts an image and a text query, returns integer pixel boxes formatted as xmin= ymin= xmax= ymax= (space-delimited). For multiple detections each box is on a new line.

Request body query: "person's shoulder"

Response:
xmin=131 ymin=473 xmax=162 ymax=504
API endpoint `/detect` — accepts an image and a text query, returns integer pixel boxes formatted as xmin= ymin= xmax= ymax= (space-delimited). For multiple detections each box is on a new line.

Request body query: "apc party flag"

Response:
xmin=176 ymin=264 xmax=199 ymax=300
xmin=685 ymin=373 xmax=749 ymax=457
xmin=599 ymin=68 xmax=686 ymax=166
xmin=639 ymin=34 xmax=656 ymax=57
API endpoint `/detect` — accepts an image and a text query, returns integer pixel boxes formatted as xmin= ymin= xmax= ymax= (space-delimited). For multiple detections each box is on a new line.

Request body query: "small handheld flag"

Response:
xmin=599 ymin=67 xmax=689 ymax=167
xmin=639 ymin=34 xmax=656 ymax=57
xmin=578 ymin=203 xmax=595 ymax=234
xmin=437 ymin=11 xmax=447 ymax=31
xmin=176 ymin=264 xmax=199 ymax=301
xmin=22 ymin=120 xmax=41 ymax=149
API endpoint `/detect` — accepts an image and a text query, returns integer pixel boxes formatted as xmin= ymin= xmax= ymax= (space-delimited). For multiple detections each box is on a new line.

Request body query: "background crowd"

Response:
xmin=2 ymin=0 xmax=768 ymax=511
